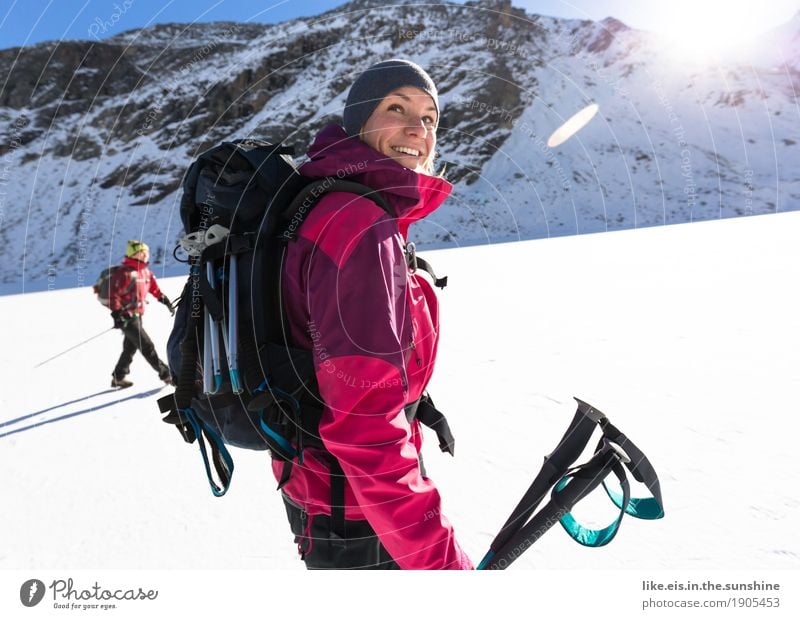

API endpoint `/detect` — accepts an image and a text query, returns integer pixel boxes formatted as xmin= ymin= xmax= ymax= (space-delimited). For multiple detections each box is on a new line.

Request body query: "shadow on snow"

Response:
xmin=0 ymin=387 xmax=164 ymax=439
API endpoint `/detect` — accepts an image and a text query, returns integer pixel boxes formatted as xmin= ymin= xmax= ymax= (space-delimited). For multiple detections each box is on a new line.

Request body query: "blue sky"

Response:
xmin=1 ymin=0 xmax=798 ymax=50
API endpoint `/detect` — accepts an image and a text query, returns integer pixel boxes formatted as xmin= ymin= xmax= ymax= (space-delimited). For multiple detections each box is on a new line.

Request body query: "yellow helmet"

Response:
xmin=126 ymin=240 xmax=150 ymax=258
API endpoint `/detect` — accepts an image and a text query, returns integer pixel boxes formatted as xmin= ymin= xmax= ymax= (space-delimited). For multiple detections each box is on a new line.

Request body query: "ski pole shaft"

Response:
xmin=33 ymin=327 xmax=115 ymax=368
xmin=227 ymin=253 xmax=242 ymax=394
xmin=207 ymin=261 xmax=223 ymax=393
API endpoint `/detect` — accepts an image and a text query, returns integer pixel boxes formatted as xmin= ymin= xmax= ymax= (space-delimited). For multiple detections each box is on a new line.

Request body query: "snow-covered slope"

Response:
xmin=746 ymin=10 xmax=800 ymax=72
xmin=1 ymin=211 xmax=798 ymax=573
xmin=0 ymin=0 xmax=798 ymax=291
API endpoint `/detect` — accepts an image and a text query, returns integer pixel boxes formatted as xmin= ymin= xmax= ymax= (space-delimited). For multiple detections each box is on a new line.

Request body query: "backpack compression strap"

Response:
xmin=405 ymin=393 xmax=455 ymax=455
xmin=477 ymin=398 xmax=664 ymax=570
xmin=156 ymin=397 xmax=235 ymax=497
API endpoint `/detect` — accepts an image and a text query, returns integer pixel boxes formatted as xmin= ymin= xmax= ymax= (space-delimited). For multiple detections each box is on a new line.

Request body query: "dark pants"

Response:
xmin=282 ymin=494 xmax=400 ymax=570
xmin=113 ymin=316 xmax=169 ymax=380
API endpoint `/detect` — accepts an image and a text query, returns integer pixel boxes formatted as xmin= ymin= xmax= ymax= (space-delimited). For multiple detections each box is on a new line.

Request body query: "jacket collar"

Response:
xmin=300 ymin=124 xmax=452 ymax=236
xmin=122 ymin=256 xmax=148 ymax=270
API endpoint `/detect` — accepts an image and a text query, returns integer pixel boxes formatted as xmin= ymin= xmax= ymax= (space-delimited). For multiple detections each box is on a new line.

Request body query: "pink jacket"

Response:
xmin=272 ymin=124 xmax=472 ymax=570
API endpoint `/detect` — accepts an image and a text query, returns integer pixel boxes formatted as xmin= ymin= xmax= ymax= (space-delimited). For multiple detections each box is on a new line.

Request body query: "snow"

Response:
xmin=1 ymin=210 xmax=798 ymax=578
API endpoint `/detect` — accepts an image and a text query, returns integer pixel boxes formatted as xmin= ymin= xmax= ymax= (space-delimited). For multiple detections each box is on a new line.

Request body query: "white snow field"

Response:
xmin=1 ymin=211 xmax=798 ymax=614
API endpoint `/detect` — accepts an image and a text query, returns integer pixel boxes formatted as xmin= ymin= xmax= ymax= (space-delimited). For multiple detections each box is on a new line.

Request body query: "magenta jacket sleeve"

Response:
xmin=305 ymin=204 xmax=471 ymax=570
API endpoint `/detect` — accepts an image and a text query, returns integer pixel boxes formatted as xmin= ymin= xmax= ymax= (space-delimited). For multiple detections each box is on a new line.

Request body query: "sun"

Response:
xmin=645 ymin=0 xmax=768 ymax=61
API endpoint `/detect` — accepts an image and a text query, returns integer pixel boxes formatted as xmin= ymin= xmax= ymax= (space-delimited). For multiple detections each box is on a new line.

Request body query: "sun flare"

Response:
xmin=647 ymin=0 xmax=770 ymax=61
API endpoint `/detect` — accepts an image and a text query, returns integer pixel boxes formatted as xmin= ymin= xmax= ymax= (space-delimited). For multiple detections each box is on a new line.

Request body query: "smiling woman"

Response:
xmin=360 ymin=87 xmax=438 ymax=174
xmin=343 ymin=59 xmax=441 ymax=174
xmin=272 ymin=58 xmax=473 ymax=570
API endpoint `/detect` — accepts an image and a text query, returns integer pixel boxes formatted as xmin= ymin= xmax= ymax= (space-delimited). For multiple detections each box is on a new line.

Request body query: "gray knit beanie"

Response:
xmin=342 ymin=59 xmax=439 ymax=137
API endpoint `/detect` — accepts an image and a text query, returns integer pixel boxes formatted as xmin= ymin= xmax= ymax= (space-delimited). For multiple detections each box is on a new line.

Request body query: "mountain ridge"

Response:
xmin=0 ymin=0 xmax=797 ymax=288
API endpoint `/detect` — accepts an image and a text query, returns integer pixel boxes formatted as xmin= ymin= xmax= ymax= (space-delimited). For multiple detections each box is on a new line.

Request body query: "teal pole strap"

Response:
xmin=555 ymin=477 xmax=626 ymax=547
xmin=181 ymin=408 xmax=234 ymax=497
xmin=258 ymin=416 xmax=297 ymax=459
xmin=554 ymin=459 xmax=631 ymax=548
xmin=479 ymin=398 xmax=666 ymax=568
xmin=604 ymin=481 xmax=664 ymax=520
xmin=255 ymin=382 xmax=303 ymax=464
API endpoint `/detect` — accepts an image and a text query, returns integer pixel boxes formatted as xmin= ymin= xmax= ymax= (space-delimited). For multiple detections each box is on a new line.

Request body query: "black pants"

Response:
xmin=283 ymin=494 xmax=400 ymax=570
xmin=113 ymin=316 xmax=169 ymax=380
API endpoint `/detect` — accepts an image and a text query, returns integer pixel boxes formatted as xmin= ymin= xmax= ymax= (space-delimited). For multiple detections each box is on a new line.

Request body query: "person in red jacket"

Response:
xmin=276 ymin=59 xmax=472 ymax=569
xmin=109 ymin=240 xmax=174 ymax=389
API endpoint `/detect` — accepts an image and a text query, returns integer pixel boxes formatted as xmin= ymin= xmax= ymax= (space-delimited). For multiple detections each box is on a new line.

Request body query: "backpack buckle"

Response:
xmin=405 ymin=242 xmax=417 ymax=273
xmin=604 ymin=438 xmax=632 ymax=464
xmin=179 ymin=224 xmax=230 ymax=257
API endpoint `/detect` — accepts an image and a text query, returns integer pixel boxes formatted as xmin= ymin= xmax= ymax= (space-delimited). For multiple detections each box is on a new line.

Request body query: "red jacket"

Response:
xmin=274 ymin=124 xmax=472 ymax=570
xmin=109 ymin=257 xmax=163 ymax=317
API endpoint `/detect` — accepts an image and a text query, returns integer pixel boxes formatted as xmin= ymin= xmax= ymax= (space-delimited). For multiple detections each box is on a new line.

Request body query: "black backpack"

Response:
xmin=93 ymin=265 xmax=123 ymax=307
xmin=157 ymin=139 xmax=453 ymax=497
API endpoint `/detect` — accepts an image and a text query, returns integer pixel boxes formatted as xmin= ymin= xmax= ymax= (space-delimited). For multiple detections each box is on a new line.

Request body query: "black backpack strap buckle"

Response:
xmin=405 ymin=393 xmax=455 ymax=456
xmin=405 ymin=242 xmax=448 ymax=288
xmin=157 ymin=393 xmax=197 ymax=444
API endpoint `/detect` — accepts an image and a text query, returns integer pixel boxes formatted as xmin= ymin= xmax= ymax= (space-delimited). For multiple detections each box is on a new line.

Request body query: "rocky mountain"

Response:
xmin=0 ymin=0 xmax=798 ymax=288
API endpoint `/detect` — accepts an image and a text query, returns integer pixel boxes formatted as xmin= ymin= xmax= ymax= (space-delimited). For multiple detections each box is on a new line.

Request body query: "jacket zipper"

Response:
xmin=410 ymin=337 xmax=421 ymax=367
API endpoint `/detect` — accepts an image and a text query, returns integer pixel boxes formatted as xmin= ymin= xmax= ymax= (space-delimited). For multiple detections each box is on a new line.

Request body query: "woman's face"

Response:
xmin=360 ymin=86 xmax=438 ymax=173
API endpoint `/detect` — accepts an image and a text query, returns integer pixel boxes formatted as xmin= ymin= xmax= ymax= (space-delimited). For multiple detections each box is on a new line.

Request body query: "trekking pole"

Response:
xmin=226 ymin=252 xmax=242 ymax=393
xmin=203 ymin=302 xmax=214 ymax=393
xmin=205 ymin=261 xmax=223 ymax=394
xmin=33 ymin=328 xmax=115 ymax=368
xmin=477 ymin=399 xmax=664 ymax=570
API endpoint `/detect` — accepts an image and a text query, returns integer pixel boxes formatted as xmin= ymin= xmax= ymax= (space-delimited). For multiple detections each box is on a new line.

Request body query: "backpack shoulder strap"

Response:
xmin=279 ymin=178 xmax=392 ymax=241
xmin=322 ymin=179 xmax=391 ymax=214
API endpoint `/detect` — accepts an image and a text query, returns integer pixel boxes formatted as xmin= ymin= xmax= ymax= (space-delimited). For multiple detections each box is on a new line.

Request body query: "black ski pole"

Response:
xmin=33 ymin=327 xmax=115 ymax=368
xmin=478 ymin=402 xmax=603 ymax=568
xmin=478 ymin=399 xmax=664 ymax=569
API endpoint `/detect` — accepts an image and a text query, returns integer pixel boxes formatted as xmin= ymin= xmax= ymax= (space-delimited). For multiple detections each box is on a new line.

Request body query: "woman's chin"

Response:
xmin=386 ymin=152 xmax=427 ymax=172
